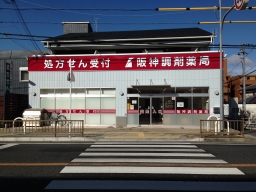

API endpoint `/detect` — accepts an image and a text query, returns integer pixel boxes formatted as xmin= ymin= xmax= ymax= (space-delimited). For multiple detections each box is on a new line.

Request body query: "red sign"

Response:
xmin=128 ymin=110 xmax=139 ymax=114
xmin=28 ymin=51 xmax=221 ymax=72
xmin=234 ymin=0 xmax=249 ymax=10
xmin=46 ymin=109 xmax=115 ymax=114
xmin=162 ymin=110 xmax=209 ymax=114
xmin=176 ymin=110 xmax=209 ymax=114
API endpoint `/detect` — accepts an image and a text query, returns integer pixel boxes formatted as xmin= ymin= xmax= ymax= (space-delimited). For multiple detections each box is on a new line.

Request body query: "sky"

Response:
xmin=0 ymin=0 xmax=256 ymax=76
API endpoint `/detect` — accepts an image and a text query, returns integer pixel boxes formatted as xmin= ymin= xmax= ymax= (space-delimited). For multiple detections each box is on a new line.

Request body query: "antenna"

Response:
xmin=93 ymin=17 xmax=98 ymax=32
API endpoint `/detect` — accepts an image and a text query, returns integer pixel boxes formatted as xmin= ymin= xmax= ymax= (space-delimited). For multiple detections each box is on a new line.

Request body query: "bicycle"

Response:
xmin=45 ymin=111 xmax=67 ymax=126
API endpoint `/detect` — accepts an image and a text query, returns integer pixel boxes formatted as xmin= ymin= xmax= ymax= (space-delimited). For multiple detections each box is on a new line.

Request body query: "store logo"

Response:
xmin=125 ymin=58 xmax=133 ymax=68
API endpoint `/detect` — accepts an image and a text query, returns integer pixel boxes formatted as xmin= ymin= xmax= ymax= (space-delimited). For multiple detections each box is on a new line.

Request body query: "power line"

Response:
xmin=0 ymin=7 xmax=156 ymax=11
xmin=0 ymin=32 xmax=51 ymax=38
xmin=0 ymin=21 xmax=199 ymax=25
xmin=3 ymin=0 xmax=43 ymax=55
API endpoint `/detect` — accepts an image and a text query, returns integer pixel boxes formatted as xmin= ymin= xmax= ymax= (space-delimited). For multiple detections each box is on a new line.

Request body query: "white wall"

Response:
xmin=29 ymin=69 xmax=221 ymax=117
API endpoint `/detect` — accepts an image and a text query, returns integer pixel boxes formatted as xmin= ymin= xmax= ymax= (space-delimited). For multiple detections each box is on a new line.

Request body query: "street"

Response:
xmin=0 ymin=142 xmax=256 ymax=191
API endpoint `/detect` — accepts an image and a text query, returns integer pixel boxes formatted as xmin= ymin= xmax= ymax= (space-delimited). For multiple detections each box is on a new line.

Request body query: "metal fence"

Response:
xmin=200 ymin=119 xmax=244 ymax=138
xmin=0 ymin=119 xmax=84 ymax=137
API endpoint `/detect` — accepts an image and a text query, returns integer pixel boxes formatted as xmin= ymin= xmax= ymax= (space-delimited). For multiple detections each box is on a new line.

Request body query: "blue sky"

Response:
xmin=1 ymin=0 xmax=256 ymax=76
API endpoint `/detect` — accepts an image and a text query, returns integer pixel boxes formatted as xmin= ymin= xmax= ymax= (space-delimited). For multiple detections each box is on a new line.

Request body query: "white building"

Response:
xmin=27 ymin=22 xmax=222 ymax=127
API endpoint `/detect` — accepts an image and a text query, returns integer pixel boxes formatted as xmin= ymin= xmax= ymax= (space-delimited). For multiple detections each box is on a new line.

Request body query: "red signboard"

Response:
xmin=28 ymin=51 xmax=221 ymax=72
xmin=176 ymin=109 xmax=209 ymax=114
xmin=46 ymin=109 xmax=115 ymax=114
xmin=127 ymin=109 xmax=209 ymax=114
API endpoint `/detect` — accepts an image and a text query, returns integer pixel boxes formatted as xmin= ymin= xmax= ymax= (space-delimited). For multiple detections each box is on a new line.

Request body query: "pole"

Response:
xmin=69 ymin=66 xmax=72 ymax=137
xmin=219 ymin=2 xmax=235 ymax=126
xmin=240 ymin=45 xmax=247 ymax=113
xmin=219 ymin=0 xmax=223 ymax=123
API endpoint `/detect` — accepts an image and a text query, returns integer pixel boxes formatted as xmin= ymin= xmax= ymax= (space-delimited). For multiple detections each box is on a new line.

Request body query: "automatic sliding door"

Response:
xmin=152 ymin=97 xmax=163 ymax=125
xmin=139 ymin=97 xmax=163 ymax=125
xmin=139 ymin=98 xmax=150 ymax=125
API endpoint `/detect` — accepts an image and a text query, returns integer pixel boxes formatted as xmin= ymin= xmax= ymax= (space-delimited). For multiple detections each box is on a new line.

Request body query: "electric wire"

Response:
xmin=3 ymin=0 xmax=44 ymax=54
xmin=17 ymin=0 xmax=200 ymax=17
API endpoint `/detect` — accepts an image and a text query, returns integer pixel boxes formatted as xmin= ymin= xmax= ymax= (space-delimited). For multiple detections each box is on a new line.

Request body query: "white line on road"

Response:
xmin=95 ymin=142 xmax=192 ymax=145
xmin=90 ymin=144 xmax=198 ymax=148
xmin=60 ymin=166 xmax=244 ymax=175
xmin=86 ymin=148 xmax=205 ymax=152
xmin=46 ymin=180 xmax=255 ymax=191
xmin=0 ymin=144 xmax=18 ymax=150
xmin=79 ymin=152 xmax=214 ymax=157
xmin=71 ymin=158 xmax=227 ymax=164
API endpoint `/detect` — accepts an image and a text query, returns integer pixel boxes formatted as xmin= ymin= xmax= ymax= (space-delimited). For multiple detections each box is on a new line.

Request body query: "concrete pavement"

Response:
xmin=0 ymin=126 xmax=256 ymax=143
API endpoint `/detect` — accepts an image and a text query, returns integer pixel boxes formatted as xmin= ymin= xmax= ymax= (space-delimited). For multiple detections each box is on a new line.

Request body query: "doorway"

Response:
xmin=139 ymin=97 xmax=163 ymax=125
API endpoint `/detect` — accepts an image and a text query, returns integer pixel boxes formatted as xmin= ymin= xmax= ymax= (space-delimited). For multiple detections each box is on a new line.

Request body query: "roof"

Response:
xmin=0 ymin=50 xmax=48 ymax=59
xmin=238 ymin=84 xmax=256 ymax=92
xmin=43 ymin=27 xmax=213 ymax=42
xmin=239 ymin=95 xmax=256 ymax=104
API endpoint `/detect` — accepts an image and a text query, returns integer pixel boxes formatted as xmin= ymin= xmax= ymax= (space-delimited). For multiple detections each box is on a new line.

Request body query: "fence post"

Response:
xmin=242 ymin=119 xmax=244 ymax=138
xmin=54 ymin=120 xmax=57 ymax=137
xmin=201 ymin=120 xmax=203 ymax=138
xmin=82 ymin=120 xmax=84 ymax=137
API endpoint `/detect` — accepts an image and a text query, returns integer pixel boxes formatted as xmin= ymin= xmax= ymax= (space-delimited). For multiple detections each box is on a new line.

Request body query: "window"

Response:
xmin=19 ymin=67 xmax=29 ymax=82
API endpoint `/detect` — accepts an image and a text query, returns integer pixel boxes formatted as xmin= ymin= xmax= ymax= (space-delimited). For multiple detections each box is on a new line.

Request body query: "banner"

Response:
xmin=28 ymin=51 xmax=221 ymax=72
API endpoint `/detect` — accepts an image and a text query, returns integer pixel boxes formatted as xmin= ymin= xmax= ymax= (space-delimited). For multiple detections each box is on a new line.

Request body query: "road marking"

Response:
xmin=86 ymin=148 xmax=205 ymax=152
xmin=0 ymin=144 xmax=18 ymax=150
xmin=0 ymin=163 xmax=256 ymax=167
xmin=45 ymin=180 xmax=256 ymax=191
xmin=72 ymin=158 xmax=227 ymax=163
xmin=79 ymin=152 xmax=214 ymax=157
xmin=0 ymin=163 xmax=68 ymax=166
xmin=95 ymin=142 xmax=192 ymax=144
xmin=90 ymin=144 xmax=197 ymax=148
xmin=60 ymin=166 xmax=244 ymax=175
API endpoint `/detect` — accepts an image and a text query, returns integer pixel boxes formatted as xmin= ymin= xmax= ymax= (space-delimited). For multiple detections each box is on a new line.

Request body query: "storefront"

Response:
xmin=28 ymin=50 xmax=221 ymax=127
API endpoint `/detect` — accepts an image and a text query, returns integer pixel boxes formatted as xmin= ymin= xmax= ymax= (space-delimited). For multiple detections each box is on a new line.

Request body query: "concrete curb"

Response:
xmin=0 ymin=137 xmax=205 ymax=143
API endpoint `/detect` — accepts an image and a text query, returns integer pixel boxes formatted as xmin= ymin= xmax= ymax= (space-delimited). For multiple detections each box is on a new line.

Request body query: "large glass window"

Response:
xmin=72 ymin=97 xmax=85 ymax=109
xmin=101 ymin=97 xmax=115 ymax=109
xmin=193 ymin=97 xmax=209 ymax=110
xmin=176 ymin=97 xmax=192 ymax=110
xmin=40 ymin=89 xmax=54 ymax=95
xmin=56 ymin=97 xmax=70 ymax=109
xmin=164 ymin=97 xmax=175 ymax=110
xmin=86 ymin=97 xmax=100 ymax=109
xmin=87 ymin=88 xmax=100 ymax=95
xmin=193 ymin=87 xmax=209 ymax=93
xmin=176 ymin=87 xmax=191 ymax=93
xmin=40 ymin=97 xmax=55 ymax=109
xmin=102 ymin=88 xmax=115 ymax=95
xmin=55 ymin=89 xmax=69 ymax=95
xmin=40 ymin=88 xmax=116 ymax=125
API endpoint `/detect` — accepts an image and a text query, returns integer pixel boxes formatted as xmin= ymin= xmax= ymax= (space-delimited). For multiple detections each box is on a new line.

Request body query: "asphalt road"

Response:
xmin=0 ymin=142 xmax=256 ymax=191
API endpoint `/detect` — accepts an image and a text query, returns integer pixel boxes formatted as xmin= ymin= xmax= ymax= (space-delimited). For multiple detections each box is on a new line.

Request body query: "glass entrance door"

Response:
xmin=139 ymin=97 xmax=163 ymax=125
xmin=139 ymin=98 xmax=150 ymax=125
xmin=152 ymin=97 xmax=163 ymax=125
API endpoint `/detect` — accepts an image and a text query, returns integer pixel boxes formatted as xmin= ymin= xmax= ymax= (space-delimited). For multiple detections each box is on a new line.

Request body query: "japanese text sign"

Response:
xmin=28 ymin=51 xmax=221 ymax=72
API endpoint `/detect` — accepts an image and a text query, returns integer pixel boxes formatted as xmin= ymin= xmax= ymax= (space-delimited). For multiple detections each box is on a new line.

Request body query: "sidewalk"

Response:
xmin=0 ymin=126 xmax=256 ymax=143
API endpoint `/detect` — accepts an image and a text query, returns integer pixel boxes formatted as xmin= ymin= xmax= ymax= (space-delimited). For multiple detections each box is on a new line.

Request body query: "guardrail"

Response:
xmin=200 ymin=119 xmax=244 ymax=138
xmin=0 ymin=119 xmax=84 ymax=137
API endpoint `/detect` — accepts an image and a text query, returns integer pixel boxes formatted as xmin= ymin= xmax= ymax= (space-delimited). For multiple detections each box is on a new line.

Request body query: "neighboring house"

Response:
xmin=0 ymin=50 xmax=47 ymax=119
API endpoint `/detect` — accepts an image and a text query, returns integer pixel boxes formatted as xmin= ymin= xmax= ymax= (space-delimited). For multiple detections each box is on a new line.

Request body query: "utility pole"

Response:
xmin=238 ymin=45 xmax=247 ymax=114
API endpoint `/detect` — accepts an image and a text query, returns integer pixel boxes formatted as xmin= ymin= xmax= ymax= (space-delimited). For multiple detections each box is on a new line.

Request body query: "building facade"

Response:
xmin=27 ymin=22 xmax=222 ymax=127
